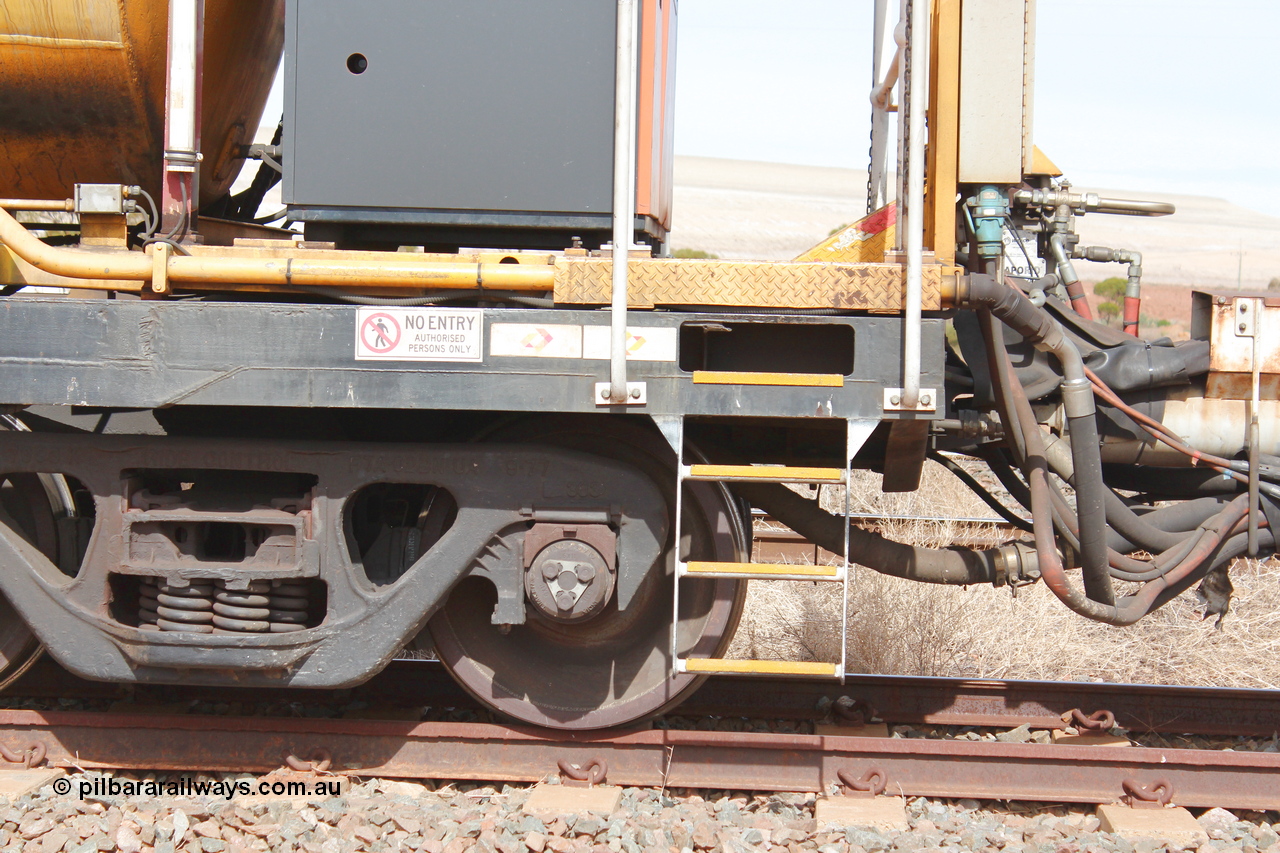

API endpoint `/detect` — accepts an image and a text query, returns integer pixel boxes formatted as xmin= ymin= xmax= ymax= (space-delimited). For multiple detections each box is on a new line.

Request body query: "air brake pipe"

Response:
xmin=1075 ymin=246 xmax=1142 ymax=336
xmin=608 ymin=0 xmax=640 ymax=404
xmin=0 ymin=205 xmax=555 ymax=293
xmin=732 ymin=482 xmax=999 ymax=587
xmin=899 ymin=0 xmax=929 ymax=410
xmin=1048 ymin=233 xmax=1092 ymax=320
xmin=1012 ymin=189 xmax=1176 ymax=218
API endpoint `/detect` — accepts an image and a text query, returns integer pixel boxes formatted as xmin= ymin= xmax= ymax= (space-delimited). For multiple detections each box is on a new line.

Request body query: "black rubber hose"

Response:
xmin=733 ymin=482 xmax=999 ymax=586
xmin=961 ymin=274 xmax=1113 ymax=605
xmin=927 ymin=451 xmax=1033 ymax=533
xmin=1106 ymin=497 xmax=1232 ymax=553
xmin=1147 ymin=529 xmax=1273 ymax=613
xmin=1101 ymin=464 xmax=1241 ymax=498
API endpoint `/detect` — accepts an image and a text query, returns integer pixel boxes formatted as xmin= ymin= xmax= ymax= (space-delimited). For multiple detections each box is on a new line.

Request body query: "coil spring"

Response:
xmin=212 ymin=579 xmax=310 ymax=634
xmin=138 ymin=578 xmax=215 ymax=633
xmin=138 ymin=578 xmax=311 ymax=633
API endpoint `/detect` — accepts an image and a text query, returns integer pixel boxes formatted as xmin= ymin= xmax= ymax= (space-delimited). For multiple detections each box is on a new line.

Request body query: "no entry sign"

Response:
xmin=354 ymin=307 xmax=484 ymax=362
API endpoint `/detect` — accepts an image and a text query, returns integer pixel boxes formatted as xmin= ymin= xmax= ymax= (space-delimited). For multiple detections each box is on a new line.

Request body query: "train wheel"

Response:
xmin=0 ymin=417 xmax=60 ymax=689
xmin=429 ymin=417 xmax=748 ymax=730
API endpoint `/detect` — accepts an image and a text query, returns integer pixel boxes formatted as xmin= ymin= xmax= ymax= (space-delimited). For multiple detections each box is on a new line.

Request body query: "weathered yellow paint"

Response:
xmin=683 ymin=659 xmax=841 ymax=677
xmin=687 ymin=465 xmax=845 ymax=483
xmin=554 ymin=257 xmax=944 ymax=311
xmin=684 ymin=562 xmax=840 ymax=578
xmin=926 ymin=0 xmax=962 ymax=264
xmin=692 ymin=371 xmax=844 ymax=388
xmin=1028 ymin=146 xmax=1063 ymax=177
xmin=793 ymin=204 xmax=896 ymax=265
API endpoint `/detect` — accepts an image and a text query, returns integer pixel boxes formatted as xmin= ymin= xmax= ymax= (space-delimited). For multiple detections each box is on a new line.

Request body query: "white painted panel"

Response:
xmin=958 ymin=0 xmax=1028 ymax=183
xmin=489 ymin=324 xmax=583 ymax=359
xmin=582 ymin=326 xmax=677 ymax=362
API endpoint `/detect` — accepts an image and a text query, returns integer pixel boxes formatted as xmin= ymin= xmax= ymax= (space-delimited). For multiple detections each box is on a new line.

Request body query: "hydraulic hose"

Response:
xmin=1003 ymin=341 xmax=1255 ymax=623
xmin=1040 ymin=432 xmax=1185 ymax=553
xmin=1048 ymin=233 xmax=1092 ymax=320
xmin=1075 ymin=246 xmax=1142 ymax=336
xmin=1148 ymin=529 xmax=1274 ymax=613
xmin=733 ymin=482 xmax=999 ymax=586
xmin=956 ymin=274 xmax=1113 ymax=605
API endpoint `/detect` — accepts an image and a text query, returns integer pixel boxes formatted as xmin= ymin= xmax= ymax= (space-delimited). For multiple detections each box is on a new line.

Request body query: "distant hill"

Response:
xmin=670 ymin=156 xmax=1280 ymax=290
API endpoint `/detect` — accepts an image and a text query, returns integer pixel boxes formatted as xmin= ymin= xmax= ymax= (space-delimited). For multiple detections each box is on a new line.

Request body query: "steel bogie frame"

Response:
xmin=0 ymin=431 xmax=672 ymax=687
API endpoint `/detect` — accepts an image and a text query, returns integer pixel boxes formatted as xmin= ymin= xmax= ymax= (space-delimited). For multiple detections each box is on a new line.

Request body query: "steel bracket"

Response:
xmin=883 ymin=387 xmax=937 ymax=412
xmin=594 ymin=381 xmax=647 ymax=406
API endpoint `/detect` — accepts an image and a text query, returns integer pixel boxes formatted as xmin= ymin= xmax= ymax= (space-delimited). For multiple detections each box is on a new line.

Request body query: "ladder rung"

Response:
xmin=683 ymin=561 xmax=841 ymax=581
xmin=686 ymin=464 xmax=845 ymax=483
xmin=692 ymin=371 xmax=845 ymax=388
xmin=681 ymin=659 xmax=841 ymax=678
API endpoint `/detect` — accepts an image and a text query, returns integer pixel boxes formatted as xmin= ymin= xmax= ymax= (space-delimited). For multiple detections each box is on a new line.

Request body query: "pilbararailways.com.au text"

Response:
xmin=53 ymin=776 xmax=342 ymax=800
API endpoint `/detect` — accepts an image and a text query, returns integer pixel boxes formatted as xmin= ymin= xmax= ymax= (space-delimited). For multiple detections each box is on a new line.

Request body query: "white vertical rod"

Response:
xmin=901 ymin=0 xmax=929 ymax=410
xmin=610 ymin=0 xmax=640 ymax=403
xmin=165 ymin=0 xmax=199 ymax=161
xmin=894 ymin=0 xmax=909 ymax=250
xmin=670 ymin=420 xmax=686 ymax=669
xmin=868 ymin=0 xmax=892 ymax=211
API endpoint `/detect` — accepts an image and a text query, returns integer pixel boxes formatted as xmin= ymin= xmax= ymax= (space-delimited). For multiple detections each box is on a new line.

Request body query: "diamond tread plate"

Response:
xmin=553 ymin=258 xmax=943 ymax=311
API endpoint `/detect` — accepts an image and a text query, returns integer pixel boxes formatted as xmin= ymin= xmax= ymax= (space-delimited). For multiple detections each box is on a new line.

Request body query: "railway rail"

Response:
xmin=1 ymin=656 xmax=1278 ymax=811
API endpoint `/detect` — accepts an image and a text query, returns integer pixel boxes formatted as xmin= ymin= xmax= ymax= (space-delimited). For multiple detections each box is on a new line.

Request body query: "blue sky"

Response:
xmin=673 ymin=0 xmax=1280 ymax=216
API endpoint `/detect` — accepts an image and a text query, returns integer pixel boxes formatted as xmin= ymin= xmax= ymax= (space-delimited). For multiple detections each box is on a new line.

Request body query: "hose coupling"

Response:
xmin=991 ymin=542 xmax=1040 ymax=587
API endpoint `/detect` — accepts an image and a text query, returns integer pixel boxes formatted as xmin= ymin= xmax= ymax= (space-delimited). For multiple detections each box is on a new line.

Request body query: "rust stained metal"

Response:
xmin=15 ymin=656 xmax=1280 ymax=741
xmin=1194 ymin=290 xmax=1280 ymax=401
xmin=0 ymin=0 xmax=282 ymax=203
xmin=1 ymin=709 xmax=1278 ymax=809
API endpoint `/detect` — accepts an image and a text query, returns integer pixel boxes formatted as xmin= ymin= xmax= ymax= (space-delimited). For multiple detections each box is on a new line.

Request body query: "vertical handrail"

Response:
xmin=900 ymin=0 xmax=929 ymax=410
xmin=867 ymin=0 xmax=894 ymax=213
xmin=609 ymin=0 xmax=640 ymax=404
xmin=162 ymin=0 xmax=203 ymax=233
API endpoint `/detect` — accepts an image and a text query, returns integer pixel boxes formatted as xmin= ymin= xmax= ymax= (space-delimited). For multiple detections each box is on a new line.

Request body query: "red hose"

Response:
xmin=1122 ymin=295 xmax=1140 ymax=336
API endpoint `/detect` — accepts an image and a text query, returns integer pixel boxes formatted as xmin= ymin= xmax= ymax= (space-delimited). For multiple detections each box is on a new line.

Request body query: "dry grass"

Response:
xmin=730 ymin=461 xmax=1280 ymax=689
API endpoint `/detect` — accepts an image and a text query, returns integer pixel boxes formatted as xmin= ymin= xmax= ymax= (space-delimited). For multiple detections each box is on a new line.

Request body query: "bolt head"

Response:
xmin=554 ymin=591 xmax=576 ymax=610
xmin=600 ymin=388 xmax=610 ymax=400
xmin=1240 ymin=323 xmax=1248 ymax=333
xmin=921 ymin=394 xmax=932 ymax=407
xmin=890 ymin=394 xmax=901 ymax=406
xmin=629 ymin=387 xmax=641 ymax=399
xmin=1240 ymin=303 xmax=1249 ymax=312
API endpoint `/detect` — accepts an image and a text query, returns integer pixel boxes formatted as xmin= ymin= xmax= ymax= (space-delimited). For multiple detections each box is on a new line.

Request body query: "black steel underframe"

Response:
xmin=0 ymin=298 xmax=943 ymax=420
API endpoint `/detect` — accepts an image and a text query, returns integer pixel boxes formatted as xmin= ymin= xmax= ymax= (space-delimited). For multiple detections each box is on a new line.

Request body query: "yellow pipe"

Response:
xmin=0 ymin=205 xmax=555 ymax=293
xmin=166 ymin=255 xmax=555 ymax=291
xmin=0 ymin=204 xmax=150 ymax=286
xmin=0 ymin=199 xmax=75 ymax=212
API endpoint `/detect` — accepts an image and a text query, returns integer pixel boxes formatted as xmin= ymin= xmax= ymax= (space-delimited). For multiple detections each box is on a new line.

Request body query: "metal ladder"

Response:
xmin=669 ymin=418 xmax=862 ymax=681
